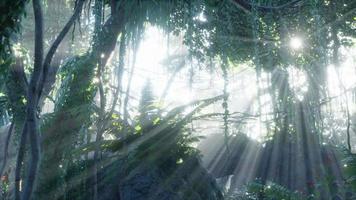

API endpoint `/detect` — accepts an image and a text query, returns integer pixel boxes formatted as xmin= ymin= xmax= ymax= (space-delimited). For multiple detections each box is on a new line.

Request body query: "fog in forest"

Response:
xmin=0 ymin=0 xmax=356 ymax=200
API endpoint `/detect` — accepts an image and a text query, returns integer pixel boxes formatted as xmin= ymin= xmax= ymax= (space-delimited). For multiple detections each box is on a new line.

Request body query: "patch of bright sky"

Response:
xmin=326 ymin=45 xmax=356 ymax=116
xmin=194 ymin=11 xmax=207 ymax=22
xmin=288 ymin=66 xmax=308 ymax=101
xmin=122 ymin=26 xmax=195 ymax=119
xmin=124 ymin=26 xmax=356 ymax=142
xmin=124 ymin=26 xmax=267 ymax=140
xmin=289 ymin=36 xmax=303 ymax=50
xmin=327 ymin=46 xmax=356 ymax=97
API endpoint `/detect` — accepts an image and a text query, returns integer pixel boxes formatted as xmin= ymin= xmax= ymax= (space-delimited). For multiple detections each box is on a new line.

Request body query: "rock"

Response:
xmin=120 ymin=166 xmax=179 ymax=200
xmin=96 ymin=155 xmax=223 ymax=200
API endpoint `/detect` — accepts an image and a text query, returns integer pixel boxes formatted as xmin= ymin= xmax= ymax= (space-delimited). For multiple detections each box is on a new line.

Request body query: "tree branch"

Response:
xmin=37 ymin=0 xmax=86 ymax=107
xmin=18 ymin=0 xmax=44 ymax=199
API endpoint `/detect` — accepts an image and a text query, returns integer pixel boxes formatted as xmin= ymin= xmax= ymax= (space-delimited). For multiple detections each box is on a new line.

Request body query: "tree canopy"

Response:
xmin=0 ymin=0 xmax=355 ymax=200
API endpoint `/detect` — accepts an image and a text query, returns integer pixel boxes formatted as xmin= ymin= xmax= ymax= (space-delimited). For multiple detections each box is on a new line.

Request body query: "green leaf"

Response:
xmin=135 ymin=125 xmax=142 ymax=132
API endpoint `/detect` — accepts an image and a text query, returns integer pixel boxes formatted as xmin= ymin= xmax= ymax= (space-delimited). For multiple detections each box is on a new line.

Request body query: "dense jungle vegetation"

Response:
xmin=0 ymin=0 xmax=355 ymax=199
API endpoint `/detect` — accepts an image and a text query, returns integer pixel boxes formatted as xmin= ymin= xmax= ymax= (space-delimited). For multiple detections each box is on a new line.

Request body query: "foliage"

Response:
xmin=0 ymin=0 xmax=355 ymax=199
xmin=36 ymin=53 xmax=98 ymax=199
xmin=0 ymin=0 xmax=27 ymax=64
xmin=63 ymin=85 xmax=224 ymax=199
xmin=77 ymin=94 xmax=224 ymax=161
xmin=0 ymin=0 xmax=28 ymax=131
xmin=136 ymin=80 xmax=157 ymax=133
xmin=342 ymin=150 xmax=356 ymax=192
xmin=180 ymin=0 xmax=355 ymax=69
xmin=226 ymin=180 xmax=308 ymax=200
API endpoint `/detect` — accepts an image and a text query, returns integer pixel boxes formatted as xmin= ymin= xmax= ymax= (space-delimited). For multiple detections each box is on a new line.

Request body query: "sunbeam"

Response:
xmin=1 ymin=1 xmax=355 ymax=200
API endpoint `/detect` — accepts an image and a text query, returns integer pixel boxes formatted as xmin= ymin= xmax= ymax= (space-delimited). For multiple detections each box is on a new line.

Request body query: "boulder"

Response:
xmin=95 ymin=155 xmax=223 ymax=200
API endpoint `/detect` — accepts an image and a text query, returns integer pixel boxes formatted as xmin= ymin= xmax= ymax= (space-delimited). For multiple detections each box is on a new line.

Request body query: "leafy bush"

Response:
xmin=225 ymin=180 xmax=308 ymax=200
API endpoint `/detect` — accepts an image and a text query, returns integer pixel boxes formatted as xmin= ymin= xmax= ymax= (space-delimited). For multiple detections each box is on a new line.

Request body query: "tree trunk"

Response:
xmin=0 ymin=122 xmax=14 ymax=198
xmin=36 ymin=4 xmax=126 ymax=199
xmin=37 ymin=0 xmax=86 ymax=109
xmin=16 ymin=1 xmax=44 ymax=199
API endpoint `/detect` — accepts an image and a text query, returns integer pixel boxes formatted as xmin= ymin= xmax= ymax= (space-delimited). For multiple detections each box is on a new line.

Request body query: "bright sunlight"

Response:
xmin=1 ymin=1 xmax=356 ymax=200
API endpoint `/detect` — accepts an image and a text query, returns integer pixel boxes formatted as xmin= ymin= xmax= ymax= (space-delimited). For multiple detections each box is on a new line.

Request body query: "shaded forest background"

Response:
xmin=0 ymin=0 xmax=356 ymax=200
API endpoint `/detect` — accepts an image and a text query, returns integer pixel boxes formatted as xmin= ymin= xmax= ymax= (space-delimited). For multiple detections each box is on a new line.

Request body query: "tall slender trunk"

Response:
xmin=92 ymin=5 xmax=106 ymax=194
xmin=36 ymin=4 xmax=126 ymax=199
xmin=298 ymin=102 xmax=314 ymax=195
xmin=92 ymin=87 xmax=105 ymax=200
xmin=0 ymin=122 xmax=14 ymax=178
xmin=15 ymin=125 xmax=27 ymax=200
xmin=0 ymin=122 xmax=14 ymax=197
xmin=17 ymin=1 xmax=44 ymax=199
